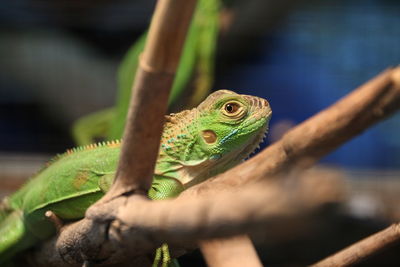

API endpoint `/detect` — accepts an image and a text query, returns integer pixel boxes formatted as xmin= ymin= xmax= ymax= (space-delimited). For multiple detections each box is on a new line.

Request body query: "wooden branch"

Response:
xmin=104 ymin=0 xmax=197 ymax=199
xmin=200 ymin=236 xmax=262 ymax=267
xmin=311 ymin=223 xmax=400 ymax=267
xmin=32 ymin=67 xmax=400 ymax=266
xmin=142 ymin=0 xmax=198 ymax=73
xmin=33 ymin=177 xmax=333 ymax=266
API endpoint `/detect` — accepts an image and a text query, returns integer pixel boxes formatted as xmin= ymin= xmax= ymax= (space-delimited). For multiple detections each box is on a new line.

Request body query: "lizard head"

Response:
xmin=157 ymin=90 xmax=272 ymax=187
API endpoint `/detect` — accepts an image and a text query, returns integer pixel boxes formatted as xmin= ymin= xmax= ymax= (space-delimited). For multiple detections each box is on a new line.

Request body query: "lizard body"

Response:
xmin=0 ymin=90 xmax=272 ymax=264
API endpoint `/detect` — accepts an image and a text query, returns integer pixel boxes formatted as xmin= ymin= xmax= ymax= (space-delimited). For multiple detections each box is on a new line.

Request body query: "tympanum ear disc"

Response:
xmin=202 ymin=130 xmax=217 ymax=144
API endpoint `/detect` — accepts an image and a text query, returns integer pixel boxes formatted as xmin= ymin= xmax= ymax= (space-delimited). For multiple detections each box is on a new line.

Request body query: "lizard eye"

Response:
xmin=222 ymin=101 xmax=245 ymax=118
xmin=224 ymin=102 xmax=240 ymax=113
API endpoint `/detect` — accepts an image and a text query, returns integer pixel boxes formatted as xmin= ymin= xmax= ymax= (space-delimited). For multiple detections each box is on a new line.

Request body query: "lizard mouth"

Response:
xmin=210 ymin=122 xmax=269 ymax=172
xmin=228 ymin=104 xmax=271 ymax=162
xmin=235 ymin=124 xmax=269 ymax=162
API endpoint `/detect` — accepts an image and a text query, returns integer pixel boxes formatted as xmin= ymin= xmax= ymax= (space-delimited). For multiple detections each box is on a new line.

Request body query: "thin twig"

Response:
xmin=311 ymin=223 xmax=400 ymax=267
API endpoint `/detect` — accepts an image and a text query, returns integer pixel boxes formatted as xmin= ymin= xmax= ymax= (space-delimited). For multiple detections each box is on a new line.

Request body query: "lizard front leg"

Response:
xmin=149 ymin=176 xmax=184 ymax=267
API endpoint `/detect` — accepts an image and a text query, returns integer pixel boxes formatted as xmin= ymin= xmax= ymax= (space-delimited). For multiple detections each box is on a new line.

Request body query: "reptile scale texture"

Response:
xmin=0 ymin=90 xmax=272 ymax=264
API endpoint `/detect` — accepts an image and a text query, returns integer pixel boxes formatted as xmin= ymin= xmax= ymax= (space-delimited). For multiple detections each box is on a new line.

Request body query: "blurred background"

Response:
xmin=0 ymin=0 xmax=400 ymax=266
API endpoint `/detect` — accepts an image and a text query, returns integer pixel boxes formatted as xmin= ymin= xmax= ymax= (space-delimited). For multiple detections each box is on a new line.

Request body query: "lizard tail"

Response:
xmin=0 ymin=210 xmax=34 ymax=264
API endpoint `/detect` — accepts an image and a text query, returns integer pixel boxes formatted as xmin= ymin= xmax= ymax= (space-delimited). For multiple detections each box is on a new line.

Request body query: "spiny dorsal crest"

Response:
xmin=65 ymin=140 xmax=121 ymax=155
xmin=28 ymin=140 xmax=122 ymax=178
xmin=45 ymin=140 xmax=121 ymax=168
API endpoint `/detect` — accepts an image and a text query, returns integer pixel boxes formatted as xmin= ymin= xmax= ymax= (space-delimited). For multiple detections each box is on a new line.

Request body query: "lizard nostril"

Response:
xmin=258 ymin=99 xmax=263 ymax=108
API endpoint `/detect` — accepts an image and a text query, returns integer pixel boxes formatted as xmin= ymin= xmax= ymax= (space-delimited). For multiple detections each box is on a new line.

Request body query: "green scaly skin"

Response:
xmin=0 ymin=90 xmax=272 ymax=265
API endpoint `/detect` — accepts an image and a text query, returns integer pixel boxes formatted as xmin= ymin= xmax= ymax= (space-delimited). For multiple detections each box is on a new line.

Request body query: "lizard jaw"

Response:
xmin=235 ymin=124 xmax=269 ymax=162
xmin=180 ymin=123 xmax=269 ymax=188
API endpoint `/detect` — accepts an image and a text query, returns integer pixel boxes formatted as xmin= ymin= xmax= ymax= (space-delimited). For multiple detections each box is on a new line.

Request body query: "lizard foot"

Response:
xmin=152 ymin=243 xmax=180 ymax=267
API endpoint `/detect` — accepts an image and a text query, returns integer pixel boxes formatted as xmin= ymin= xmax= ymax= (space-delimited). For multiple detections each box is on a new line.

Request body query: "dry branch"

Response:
xmin=32 ymin=67 xmax=400 ymax=265
xmin=33 ymin=178 xmax=330 ymax=266
xmin=104 ymin=0 xmax=197 ymax=199
xmin=311 ymin=223 xmax=400 ymax=267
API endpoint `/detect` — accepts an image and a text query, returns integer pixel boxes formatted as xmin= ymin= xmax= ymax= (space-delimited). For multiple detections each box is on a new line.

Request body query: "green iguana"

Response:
xmin=0 ymin=90 xmax=272 ymax=265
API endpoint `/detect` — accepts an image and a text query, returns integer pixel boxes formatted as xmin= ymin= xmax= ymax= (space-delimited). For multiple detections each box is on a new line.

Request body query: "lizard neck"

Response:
xmin=155 ymin=108 xmax=214 ymax=185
